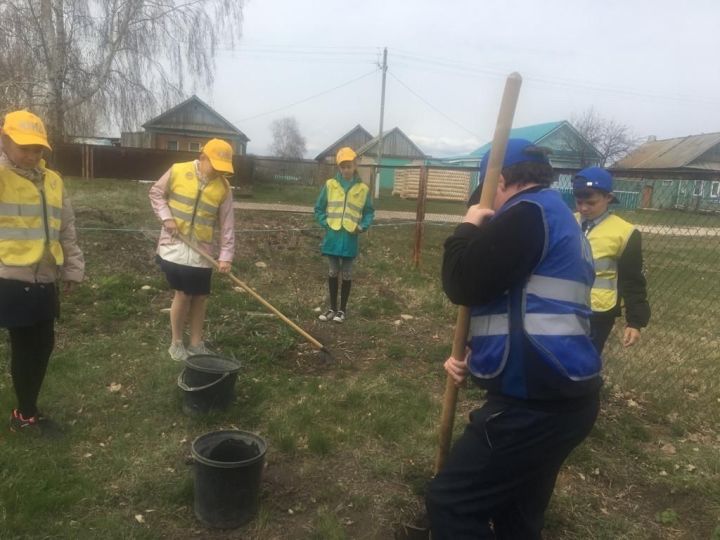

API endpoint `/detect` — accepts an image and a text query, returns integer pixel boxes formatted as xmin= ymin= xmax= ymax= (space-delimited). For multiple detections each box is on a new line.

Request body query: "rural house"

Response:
xmin=315 ymin=125 xmax=374 ymax=164
xmin=613 ymin=133 xmax=720 ymax=211
xmin=444 ymin=120 xmax=603 ymax=190
xmin=121 ymin=95 xmax=250 ymax=155
xmin=316 ymin=125 xmax=427 ymax=190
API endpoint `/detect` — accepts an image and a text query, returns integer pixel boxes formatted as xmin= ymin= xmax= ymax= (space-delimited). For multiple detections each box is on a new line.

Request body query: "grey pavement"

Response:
xmin=234 ymin=201 xmax=720 ymax=236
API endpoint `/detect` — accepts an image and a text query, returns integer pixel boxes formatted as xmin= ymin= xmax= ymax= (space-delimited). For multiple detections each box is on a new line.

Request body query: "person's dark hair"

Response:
xmin=573 ymin=186 xmax=610 ymax=200
xmin=573 ymin=187 xmax=595 ymax=199
xmin=501 ymin=161 xmax=554 ymax=187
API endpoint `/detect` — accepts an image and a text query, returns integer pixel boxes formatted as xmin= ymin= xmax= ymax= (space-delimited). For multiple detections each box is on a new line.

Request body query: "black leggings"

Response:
xmin=9 ymin=319 xmax=55 ymax=417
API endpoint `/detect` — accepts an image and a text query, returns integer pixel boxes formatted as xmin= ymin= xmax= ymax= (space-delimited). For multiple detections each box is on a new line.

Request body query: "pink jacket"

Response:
xmin=149 ymin=164 xmax=235 ymax=262
xmin=0 ymin=156 xmax=85 ymax=284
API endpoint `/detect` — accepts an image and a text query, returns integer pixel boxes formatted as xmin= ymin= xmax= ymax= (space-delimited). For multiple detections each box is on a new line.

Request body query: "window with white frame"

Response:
xmin=188 ymin=142 xmax=200 ymax=152
xmin=166 ymin=140 xmax=178 ymax=151
xmin=693 ymin=180 xmax=704 ymax=196
xmin=710 ymin=181 xmax=720 ymax=198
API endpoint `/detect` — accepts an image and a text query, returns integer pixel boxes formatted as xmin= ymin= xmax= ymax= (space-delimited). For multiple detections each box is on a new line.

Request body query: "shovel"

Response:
xmin=178 ymin=234 xmax=332 ymax=358
xmin=395 ymin=72 xmax=523 ymax=540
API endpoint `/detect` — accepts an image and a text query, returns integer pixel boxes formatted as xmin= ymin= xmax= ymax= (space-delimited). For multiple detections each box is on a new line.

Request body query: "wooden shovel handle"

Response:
xmin=434 ymin=73 xmax=523 ymax=474
xmin=178 ymin=234 xmax=328 ymax=353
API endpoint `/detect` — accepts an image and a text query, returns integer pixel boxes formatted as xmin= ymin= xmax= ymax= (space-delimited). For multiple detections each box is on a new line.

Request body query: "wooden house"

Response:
xmin=121 ymin=95 xmax=249 ymax=155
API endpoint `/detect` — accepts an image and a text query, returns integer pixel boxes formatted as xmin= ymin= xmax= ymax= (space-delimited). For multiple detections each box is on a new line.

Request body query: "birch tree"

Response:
xmin=270 ymin=117 xmax=307 ymax=159
xmin=0 ymin=0 xmax=244 ymax=142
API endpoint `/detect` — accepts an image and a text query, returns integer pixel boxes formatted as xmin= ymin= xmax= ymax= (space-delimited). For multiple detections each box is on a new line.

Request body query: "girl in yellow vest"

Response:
xmin=149 ymin=139 xmax=235 ymax=361
xmin=573 ymin=167 xmax=650 ymax=353
xmin=0 ymin=110 xmax=85 ymax=434
xmin=314 ymin=147 xmax=374 ymax=323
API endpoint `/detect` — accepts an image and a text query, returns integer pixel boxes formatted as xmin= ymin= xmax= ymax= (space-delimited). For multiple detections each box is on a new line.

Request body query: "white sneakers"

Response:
xmin=188 ymin=341 xmax=213 ymax=356
xmin=318 ymin=309 xmax=345 ymax=323
xmin=168 ymin=341 xmax=188 ymax=362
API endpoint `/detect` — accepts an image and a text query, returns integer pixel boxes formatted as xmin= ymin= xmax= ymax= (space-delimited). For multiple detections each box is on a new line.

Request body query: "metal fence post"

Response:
xmin=412 ymin=165 xmax=429 ymax=267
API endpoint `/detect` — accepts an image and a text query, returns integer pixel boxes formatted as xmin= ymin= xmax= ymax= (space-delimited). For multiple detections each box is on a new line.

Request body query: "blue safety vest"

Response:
xmin=468 ymin=189 xmax=601 ymax=398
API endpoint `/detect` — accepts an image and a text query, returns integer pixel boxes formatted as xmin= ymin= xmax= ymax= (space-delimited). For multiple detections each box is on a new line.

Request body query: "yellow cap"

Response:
xmin=2 ymin=110 xmax=51 ymax=150
xmin=336 ymin=147 xmax=357 ymax=164
xmin=202 ymin=138 xmax=234 ymax=174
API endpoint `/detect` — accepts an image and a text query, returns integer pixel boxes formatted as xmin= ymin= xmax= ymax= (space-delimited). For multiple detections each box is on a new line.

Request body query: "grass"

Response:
xmin=0 ymin=177 xmax=718 ymax=538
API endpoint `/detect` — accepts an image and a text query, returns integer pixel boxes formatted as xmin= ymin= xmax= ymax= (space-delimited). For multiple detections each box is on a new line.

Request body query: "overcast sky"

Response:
xmin=202 ymin=0 xmax=720 ymax=158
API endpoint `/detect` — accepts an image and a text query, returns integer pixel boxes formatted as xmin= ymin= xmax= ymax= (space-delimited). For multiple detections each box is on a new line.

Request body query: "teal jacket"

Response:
xmin=314 ymin=174 xmax=375 ymax=258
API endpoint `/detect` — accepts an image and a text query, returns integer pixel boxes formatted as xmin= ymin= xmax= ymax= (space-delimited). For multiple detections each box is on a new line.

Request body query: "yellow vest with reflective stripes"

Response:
xmin=0 ymin=166 xmax=64 ymax=266
xmin=167 ymin=161 xmax=229 ymax=242
xmin=576 ymin=213 xmax=635 ymax=312
xmin=325 ymin=178 xmax=368 ymax=233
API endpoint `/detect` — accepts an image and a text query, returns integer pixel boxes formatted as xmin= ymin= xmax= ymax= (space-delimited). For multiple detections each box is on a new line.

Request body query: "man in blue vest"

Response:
xmin=426 ymin=139 xmax=602 ymax=539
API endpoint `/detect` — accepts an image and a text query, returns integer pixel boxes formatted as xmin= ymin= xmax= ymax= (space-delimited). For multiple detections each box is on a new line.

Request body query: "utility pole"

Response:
xmin=374 ymin=47 xmax=388 ymax=199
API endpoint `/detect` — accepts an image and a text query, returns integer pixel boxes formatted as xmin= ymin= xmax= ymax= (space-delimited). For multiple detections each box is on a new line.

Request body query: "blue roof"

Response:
xmin=469 ymin=121 xmax=564 ymax=157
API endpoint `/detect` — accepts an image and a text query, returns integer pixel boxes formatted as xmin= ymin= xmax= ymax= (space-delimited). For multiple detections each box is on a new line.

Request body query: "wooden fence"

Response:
xmin=51 ymin=144 xmax=255 ymax=188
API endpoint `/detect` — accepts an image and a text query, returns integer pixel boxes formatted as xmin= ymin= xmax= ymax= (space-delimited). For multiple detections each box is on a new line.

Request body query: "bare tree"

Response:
xmin=270 ymin=117 xmax=307 ymax=158
xmin=570 ymin=108 xmax=639 ymax=167
xmin=0 ymin=0 xmax=244 ymax=142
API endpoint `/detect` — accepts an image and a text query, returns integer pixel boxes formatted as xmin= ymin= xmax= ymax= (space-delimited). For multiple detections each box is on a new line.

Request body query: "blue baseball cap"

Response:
xmin=478 ymin=138 xmax=551 ymax=180
xmin=573 ymin=167 xmax=618 ymax=202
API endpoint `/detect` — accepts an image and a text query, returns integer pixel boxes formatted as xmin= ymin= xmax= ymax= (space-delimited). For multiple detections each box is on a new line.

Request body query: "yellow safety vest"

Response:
xmin=325 ymin=178 xmax=368 ymax=233
xmin=0 ymin=166 xmax=64 ymax=266
xmin=576 ymin=213 xmax=635 ymax=312
xmin=167 ymin=161 xmax=229 ymax=242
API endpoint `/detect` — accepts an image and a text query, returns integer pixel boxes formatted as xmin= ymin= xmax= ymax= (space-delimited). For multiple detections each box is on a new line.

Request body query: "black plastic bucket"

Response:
xmin=191 ymin=430 xmax=267 ymax=528
xmin=177 ymin=355 xmax=241 ymax=415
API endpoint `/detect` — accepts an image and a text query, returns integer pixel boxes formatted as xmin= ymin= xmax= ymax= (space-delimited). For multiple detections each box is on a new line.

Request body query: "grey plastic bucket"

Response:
xmin=177 ymin=354 xmax=241 ymax=415
xmin=191 ymin=430 xmax=267 ymax=528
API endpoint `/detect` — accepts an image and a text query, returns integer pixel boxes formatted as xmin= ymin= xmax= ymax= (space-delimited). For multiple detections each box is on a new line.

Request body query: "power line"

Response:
xmin=235 ymin=68 xmax=379 ymax=122
xmin=387 ymin=70 xmax=480 ymax=138
xmin=390 ymin=49 xmax=720 ymax=107
xmin=215 ymin=46 xmax=381 ymax=67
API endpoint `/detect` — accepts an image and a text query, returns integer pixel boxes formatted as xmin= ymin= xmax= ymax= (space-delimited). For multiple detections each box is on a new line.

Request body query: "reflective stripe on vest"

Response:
xmin=580 ymin=213 xmax=635 ymax=312
xmin=526 ymin=274 xmax=590 ymax=305
xmin=167 ymin=162 xmax=228 ymax=242
xmin=325 ymin=178 xmax=368 ymax=232
xmin=470 ymin=313 xmax=509 ymax=336
xmin=0 ymin=167 xmax=65 ymax=266
xmin=525 ymin=313 xmax=590 ymax=336
xmin=470 ymin=277 xmax=590 ymax=340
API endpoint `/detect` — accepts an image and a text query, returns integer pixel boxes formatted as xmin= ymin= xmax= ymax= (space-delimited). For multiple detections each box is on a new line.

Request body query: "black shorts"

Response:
xmin=156 ymin=256 xmax=212 ymax=295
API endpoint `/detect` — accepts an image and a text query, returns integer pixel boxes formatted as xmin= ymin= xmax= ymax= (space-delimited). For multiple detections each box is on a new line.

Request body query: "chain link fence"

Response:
xmin=375 ymin=163 xmax=720 ymax=427
xmin=599 ymin=182 xmax=720 ymax=426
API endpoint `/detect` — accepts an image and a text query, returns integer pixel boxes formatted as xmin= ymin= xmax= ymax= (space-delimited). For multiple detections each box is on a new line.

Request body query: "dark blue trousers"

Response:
xmin=590 ymin=313 xmax=616 ymax=354
xmin=426 ymin=396 xmax=599 ymax=539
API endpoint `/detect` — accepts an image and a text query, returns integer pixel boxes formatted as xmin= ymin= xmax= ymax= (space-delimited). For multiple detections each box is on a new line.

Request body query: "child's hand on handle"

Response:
xmin=63 ymin=281 xmax=77 ymax=294
xmin=218 ymin=261 xmax=231 ymax=274
xmin=623 ymin=327 xmax=641 ymax=347
xmin=444 ymin=348 xmax=470 ymax=387
xmin=163 ymin=219 xmax=178 ymax=236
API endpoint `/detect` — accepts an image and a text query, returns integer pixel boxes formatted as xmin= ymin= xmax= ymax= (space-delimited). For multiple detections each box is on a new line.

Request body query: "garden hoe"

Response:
xmin=178 ymin=234 xmax=333 ymax=361
xmin=395 ymin=72 xmax=523 ymax=540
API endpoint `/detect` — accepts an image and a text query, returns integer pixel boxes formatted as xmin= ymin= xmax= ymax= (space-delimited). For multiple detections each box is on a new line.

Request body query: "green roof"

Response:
xmin=469 ymin=121 xmax=564 ymax=157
